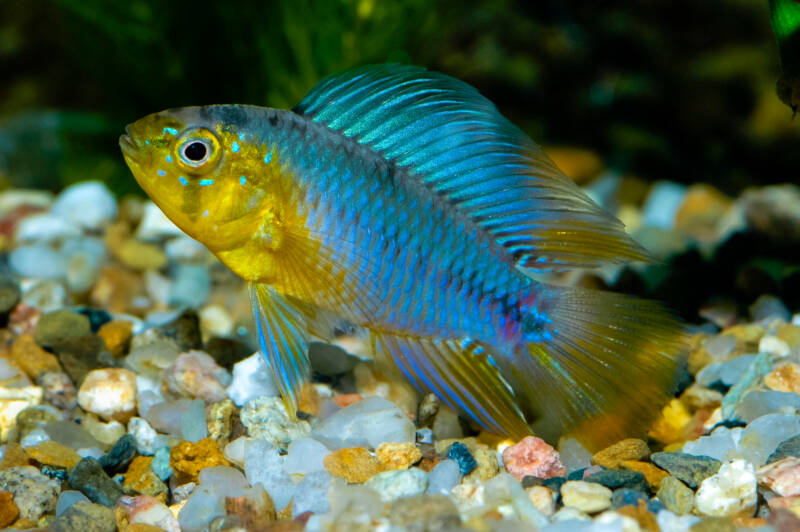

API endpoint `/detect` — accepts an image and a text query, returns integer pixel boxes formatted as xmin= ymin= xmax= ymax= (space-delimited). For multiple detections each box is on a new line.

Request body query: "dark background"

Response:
xmin=1 ymin=0 xmax=797 ymax=197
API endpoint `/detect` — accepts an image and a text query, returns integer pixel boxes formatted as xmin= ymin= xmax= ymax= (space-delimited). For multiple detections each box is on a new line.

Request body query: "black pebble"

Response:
xmin=75 ymin=307 xmax=112 ymax=332
xmin=611 ymin=488 xmax=648 ymax=509
xmin=767 ymin=434 xmax=800 ymax=464
xmin=585 ymin=469 xmax=649 ymax=494
xmin=447 ymin=442 xmax=477 ymax=476
xmin=69 ymin=457 xmax=124 ymax=507
xmin=99 ymin=434 xmax=138 ymax=474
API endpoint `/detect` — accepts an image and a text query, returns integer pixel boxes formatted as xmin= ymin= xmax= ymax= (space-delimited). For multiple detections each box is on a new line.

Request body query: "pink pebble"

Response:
xmin=759 ymin=457 xmax=800 ymax=497
xmin=502 ymin=436 xmax=566 ymax=480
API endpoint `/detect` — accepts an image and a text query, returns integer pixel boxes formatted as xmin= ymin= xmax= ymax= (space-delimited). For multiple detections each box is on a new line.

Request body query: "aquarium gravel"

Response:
xmin=0 ymin=179 xmax=798 ymax=531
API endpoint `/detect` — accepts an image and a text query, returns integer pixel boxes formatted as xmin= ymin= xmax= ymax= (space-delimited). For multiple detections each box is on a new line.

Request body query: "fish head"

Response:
xmin=120 ymin=105 xmax=278 ymax=252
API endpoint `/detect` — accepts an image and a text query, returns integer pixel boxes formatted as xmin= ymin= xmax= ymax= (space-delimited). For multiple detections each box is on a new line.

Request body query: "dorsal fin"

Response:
xmin=295 ymin=64 xmax=650 ymax=270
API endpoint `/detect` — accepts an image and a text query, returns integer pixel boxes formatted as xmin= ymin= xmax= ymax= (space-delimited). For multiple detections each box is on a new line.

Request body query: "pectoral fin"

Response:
xmin=250 ymin=282 xmax=311 ymax=417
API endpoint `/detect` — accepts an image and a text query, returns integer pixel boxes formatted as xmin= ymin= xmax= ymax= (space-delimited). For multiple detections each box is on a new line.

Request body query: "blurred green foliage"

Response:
xmin=0 ymin=0 xmax=798 ymax=196
xmin=769 ymin=0 xmax=800 ymax=111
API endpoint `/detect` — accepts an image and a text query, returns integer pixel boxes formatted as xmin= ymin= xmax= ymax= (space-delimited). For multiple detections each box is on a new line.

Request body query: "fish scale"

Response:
xmin=121 ymin=63 xmax=687 ymax=450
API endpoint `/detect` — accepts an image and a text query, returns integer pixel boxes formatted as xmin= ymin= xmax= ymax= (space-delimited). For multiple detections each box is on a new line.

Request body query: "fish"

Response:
xmin=120 ymin=64 xmax=686 ymax=450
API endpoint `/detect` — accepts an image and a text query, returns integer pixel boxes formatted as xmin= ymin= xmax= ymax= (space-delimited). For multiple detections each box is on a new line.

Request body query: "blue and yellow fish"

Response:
xmin=120 ymin=64 xmax=686 ymax=449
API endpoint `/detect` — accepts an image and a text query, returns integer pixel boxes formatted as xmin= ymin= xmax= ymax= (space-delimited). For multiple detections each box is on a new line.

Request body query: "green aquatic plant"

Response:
xmin=769 ymin=0 xmax=800 ymax=113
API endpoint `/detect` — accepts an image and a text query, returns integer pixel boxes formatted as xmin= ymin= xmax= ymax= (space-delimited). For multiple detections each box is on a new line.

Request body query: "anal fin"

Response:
xmin=371 ymin=331 xmax=531 ymax=439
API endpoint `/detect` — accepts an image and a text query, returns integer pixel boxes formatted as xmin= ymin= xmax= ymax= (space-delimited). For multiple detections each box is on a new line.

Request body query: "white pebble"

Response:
xmin=77 ymin=368 xmax=137 ymax=422
xmin=285 ymin=437 xmax=330 ymax=475
xmin=311 ymin=396 xmax=415 ymax=450
xmin=226 ymin=352 xmax=278 ymax=406
xmin=426 ymin=459 xmax=461 ymax=495
xmin=759 ymin=335 xmax=791 ymax=358
xmin=51 ymin=180 xmax=117 ymax=230
xmin=365 ymin=468 xmax=428 ymax=502
xmin=695 ymin=459 xmax=756 ymax=516
xmin=560 ymin=480 xmax=612 ymax=514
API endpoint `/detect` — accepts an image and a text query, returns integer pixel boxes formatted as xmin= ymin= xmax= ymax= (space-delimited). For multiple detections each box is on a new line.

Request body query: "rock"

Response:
xmin=650 ymin=452 xmax=722 ymax=489
xmin=0 ymin=278 xmax=20 ymax=319
xmin=446 ymin=441 xmax=477 ymax=475
xmin=696 ymin=354 xmax=756 ymax=388
xmin=695 ymin=459 xmax=757 ymax=517
xmin=68 ymin=457 xmax=123 ymax=507
xmin=52 ymin=181 xmax=117 ymax=230
xmin=584 ymin=469 xmax=649 ymax=494
xmin=74 ymin=307 xmax=112 ymax=333
xmin=758 ymin=457 xmax=800 ymax=496
xmin=135 ymin=201 xmax=183 ymax=241
xmin=98 ymin=434 xmax=137 ymax=473
xmin=177 ymin=485 xmax=224 ymax=532
xmin=123 ymin=456 xmax=168 ymax=502
xmin=620 ymin=460 xmax=670 ymax=491
xmin=163 ymin=350 xmax=231 ymax=402
xmin=0 ymin=385 xmax=43 ymax=441
xmin=561 ymin=480 xmax=613 ymax=513
xmin=311 ymin=396 xmax=415 ymax=450
xmin=526 ymin=485 xmax=556 ymax=517
xmin=765 ymin=363 xmax=800 ymax=394
xmin=56 ymin=490 xmax=90 ymax=516
xmin=168 ymin=264 xmax=211 ymax=308
xmin=0 ymin=490 xmax=20 ymax=528
xmin=431 ymin=405 xmax=463 ymax=440
xmin=741 ymin=184 xmax=800 ymax=241
xmin=118 ymin=494 xmax=180 ymax=532
xmin=97 ymin=320 xmax=133 ymax=357
xmin=611 ymin=488 xmax=648 ymax=509
xmin=308 ymin=342 xmax=360 ymax=376
xmin=591 ymin=439 xmax=650 ymax=469
xmin=376 ymin=441 xmax=422 ymax=471
xmin=427 ymin=459 xmax=461 ymax=495
xmin=292 ymin=470 xmax=332 ymax=517
xmin=323 ymin=447 xmax=382 ymax=483
xmin=34 ymin=309 xmax=91 ymax=348
xmin=558 ymin=438 xmax=593 ymax=474
xmin=10 ymin=333 xmax=61 ymax=378
xmin=657 ymin=476 xmax=695 ymax=515
xmin=38 ymin=371 xmax=78 ymax=410
xmin=152 ymin=309 xmax=203 ymax=351
xmin=365 ymin=468 xmax=428 ymax=502
xmin=151 ymin=447 xmax=171 ymax=481
xmin=226 ymin=352 xmax=279 ymax=406
xmin=388 ymin=493 xmax=461 ymax=531
xmin=0 ymin=442 xmax=31 ymax=469
xmin=285 ymin=437 xmax=330 ymax=475
xmin=243 ymin=439 xmax=294 ymax=511
xmin=44 ymin=419 xmax=102 ymax=451
xmin=77 ymin=368 xmax=137 ymax=422
xmin=464 ymin=446 xmax=502 ymax=482
xmin=171 ymin=437 xmax=231 ymax=484
xmin=204 ymin=336 xmax=251 ymax=371
xmin=53 ymin=334 xmax=106 ymax=385
xmin=223 ymin=486 xmax=275 ymax=530
xmin=768 ymin=434 xmax=800 ymax=464
xmin=240 ymin=396 xmax=310 ymax=451
xmin=116 ymin=239 xmax=168 ymax=271
xmin=502 ymin=436 xmax=565 ymax=480
xmin=0 ymin=465 xmax=60 ymax=520
xmin=128 ymin=417 xmax=169 ymax=456
xmin=9 ymin=245 xmax=67 ymax=279
xmin=52 ymin=500 xmax=116 ymax=532
xmin=25 ymin=440 xmax=82 ymax=468
xmin=737 ymin=413 xmax=800 ymax=466
xmin=206 ymin=398 xmax=236 ymax=447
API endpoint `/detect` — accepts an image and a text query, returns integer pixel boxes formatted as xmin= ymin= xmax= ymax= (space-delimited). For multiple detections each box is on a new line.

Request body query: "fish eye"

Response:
xmin=183 ymin=141 xmax=208 ymax=162
xmin=174 ymin=128 xmax=221 ymax=173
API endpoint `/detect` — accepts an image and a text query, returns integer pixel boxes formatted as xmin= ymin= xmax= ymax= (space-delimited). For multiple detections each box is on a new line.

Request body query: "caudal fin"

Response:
xmin=513 ymin=285 xmax=687 ymax=451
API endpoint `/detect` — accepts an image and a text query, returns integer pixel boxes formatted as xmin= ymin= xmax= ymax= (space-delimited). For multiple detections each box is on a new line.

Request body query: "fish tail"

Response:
xmin=512 ymin=284 xmax=688 ymax=451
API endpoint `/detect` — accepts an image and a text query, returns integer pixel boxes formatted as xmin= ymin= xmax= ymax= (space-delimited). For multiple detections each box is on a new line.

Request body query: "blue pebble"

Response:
xmin=611 ymin=488 xmax=648 ymax=509
xmin=152 ymin=446 xmax=173 ymax=481
xmin=447 ymin=441 xmax=477 ymax=476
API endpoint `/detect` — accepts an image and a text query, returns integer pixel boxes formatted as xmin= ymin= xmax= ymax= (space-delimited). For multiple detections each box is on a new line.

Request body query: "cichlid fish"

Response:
xmin=120 ymin=64 xmax=686 ymax=449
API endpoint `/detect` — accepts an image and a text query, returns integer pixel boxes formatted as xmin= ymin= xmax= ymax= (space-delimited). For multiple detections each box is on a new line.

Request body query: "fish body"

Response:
xmin=121 ymin=64 xmax=686 ymax=449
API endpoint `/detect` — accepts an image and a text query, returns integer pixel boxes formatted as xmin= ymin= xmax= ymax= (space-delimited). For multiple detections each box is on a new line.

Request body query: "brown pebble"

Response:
xmin=24 ymin=440 xmax=81 ymax=469
xmin=0 ymin=490 xmax=19 ymax=528
xmin=9 ymin=333 xmax=61 ymax=378
xmin=170 ymin=437 xmax=231 ymax=484
xmin=690 ymin=516 xmax=737 ymax=532
xmin=97 ymin=320 xmax=133 ymax=357
xmin=591 ymin=438 xmax=650 ymax=469
xmin=206 ymin=398 xmax=237 ymax=447
xmin=620 ymin=460 xmax=670 ymax=491
xmin=616 ymin=500 xmax=659 ymax=531
xmin=124 ymin=456 xmax=168 ymax=502
xmin=332 ymin=393 xmax=362 ymax=409
xmin=0 ymin=442 xmax=30 ymax=470
xmin=765 ymin=363 xmax=800 ymax=394
xmin=376 ymin=442 xmax=422 ymax=471
xmin=323 ymin=447 xmax=382 ymax=483
xmin=9 ymin=517 xmax=37 ymax=529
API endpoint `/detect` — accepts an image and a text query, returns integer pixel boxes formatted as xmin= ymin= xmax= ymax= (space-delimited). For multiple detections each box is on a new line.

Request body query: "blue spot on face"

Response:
xmin=144 ymin=140 xmax=150 ymax=145
xmin=198 ymin=179 xmax=214 ymax=186
xmin=203 ymin=210 xmax=209 ymax=217
xmin=231 ymin=142 xmax=240 ymax=153
xmin=178 ymin=176 xmax=188 ymax=186
xmin=163 ymin=127 xmax=178 ymax=135
xmin=166 ymin=155 xmax=173 ymax=163
xmin=157 ymin=170 xmax=166 ymax=177
xmin=240 ymin=176 xmax=247 ymax=185
xmin=263 ymin=152 xmax=273 ymax=164
xmin=238 ymin=133 xmax=246 ymax=141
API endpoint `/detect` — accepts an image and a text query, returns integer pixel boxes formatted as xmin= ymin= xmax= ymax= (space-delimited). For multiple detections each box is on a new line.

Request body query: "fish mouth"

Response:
xmin=119 ymin=125 xmax=139 ymax=158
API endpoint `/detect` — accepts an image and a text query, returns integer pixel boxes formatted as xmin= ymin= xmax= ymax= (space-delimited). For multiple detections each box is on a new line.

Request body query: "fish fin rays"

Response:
xmin=250 ymin=283 xmax=311 ymax=417
xmin=512 ymin=285 xmax=688 ymax=451
xmin=296 ymin=64 xmax=650 ymax=270
xmin=370 ymin=330 xmax=531 ymax=439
